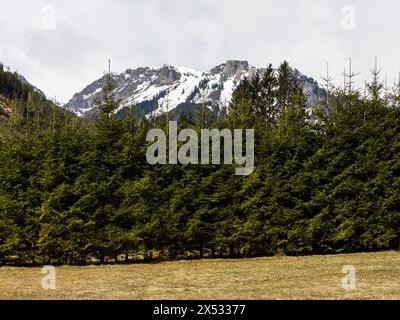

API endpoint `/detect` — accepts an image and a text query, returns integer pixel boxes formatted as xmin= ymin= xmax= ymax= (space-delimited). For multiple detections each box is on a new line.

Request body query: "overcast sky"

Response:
xmin=1 ymin=0 xmax=399 ymax=102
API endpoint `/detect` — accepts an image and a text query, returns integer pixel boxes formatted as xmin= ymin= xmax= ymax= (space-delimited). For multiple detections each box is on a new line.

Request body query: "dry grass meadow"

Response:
xmin=0 ymin=251 xmax=398 ymax=300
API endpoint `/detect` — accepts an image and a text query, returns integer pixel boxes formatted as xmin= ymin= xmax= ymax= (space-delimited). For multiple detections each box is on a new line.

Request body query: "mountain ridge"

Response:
xmin=65 ymin=60 xmax=327 ymax=118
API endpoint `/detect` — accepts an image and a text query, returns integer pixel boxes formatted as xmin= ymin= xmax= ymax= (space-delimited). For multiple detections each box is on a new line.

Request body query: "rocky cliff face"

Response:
xmin=65 ymin=60 xmax=326 ymax=118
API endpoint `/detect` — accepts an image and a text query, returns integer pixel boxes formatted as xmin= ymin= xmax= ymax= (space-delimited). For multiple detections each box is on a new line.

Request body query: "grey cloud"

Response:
xmin=25 ymin=23 xmax=100 ymax=71
xmin=0 ymin=0 xmax=399 ymax=102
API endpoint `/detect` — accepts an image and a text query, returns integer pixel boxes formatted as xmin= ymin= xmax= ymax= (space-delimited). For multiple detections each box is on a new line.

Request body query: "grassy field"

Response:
xmin=0 ymin=251 xmax=399 ymax=300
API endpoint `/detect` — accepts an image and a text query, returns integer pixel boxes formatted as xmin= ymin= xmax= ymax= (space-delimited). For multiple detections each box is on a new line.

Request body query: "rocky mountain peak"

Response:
xmin=159 ymin=65 xmax=182 ymax=85
xmin=64 ymin=61 xmax=326 ymax=118
xmin=224 ymin=60 xmax=249 ymax=77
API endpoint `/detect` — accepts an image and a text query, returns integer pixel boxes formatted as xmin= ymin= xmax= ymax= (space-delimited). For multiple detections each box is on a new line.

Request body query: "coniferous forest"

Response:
xmin=0 ymin=61 xmax=399 ymax=266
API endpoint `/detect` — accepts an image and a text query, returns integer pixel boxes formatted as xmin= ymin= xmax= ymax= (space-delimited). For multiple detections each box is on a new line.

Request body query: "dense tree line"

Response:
xmin=0 ymin=61 xmax=399 ymax=266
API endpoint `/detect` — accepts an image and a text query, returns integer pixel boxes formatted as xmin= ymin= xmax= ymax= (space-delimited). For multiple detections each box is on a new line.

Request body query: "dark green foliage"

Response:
xmin=0 ymin=61 xmax=399 ymax=265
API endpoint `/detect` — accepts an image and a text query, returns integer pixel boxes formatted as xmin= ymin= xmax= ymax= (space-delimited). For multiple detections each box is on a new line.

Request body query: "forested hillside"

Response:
xmin=0 ymin=64 xmax=72 ymax=133
xmin=0 ymin=61 xmax=399 ymax=266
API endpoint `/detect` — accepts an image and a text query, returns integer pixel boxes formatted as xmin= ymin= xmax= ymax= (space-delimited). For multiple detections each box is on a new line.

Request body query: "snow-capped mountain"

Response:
xmin=65 ymin=60 xmax=326 ymax=118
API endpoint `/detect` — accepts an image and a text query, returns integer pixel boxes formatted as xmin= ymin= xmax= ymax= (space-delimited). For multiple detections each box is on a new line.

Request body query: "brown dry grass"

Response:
xmin=0 ymin=251 xmax=399 ymax=300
